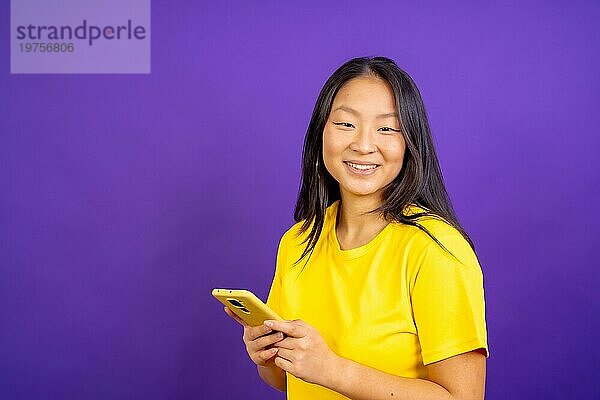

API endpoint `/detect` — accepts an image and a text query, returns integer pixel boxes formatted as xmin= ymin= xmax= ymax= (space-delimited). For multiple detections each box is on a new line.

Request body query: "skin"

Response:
xmin=224 ymin=76 xmax=486 ymax=399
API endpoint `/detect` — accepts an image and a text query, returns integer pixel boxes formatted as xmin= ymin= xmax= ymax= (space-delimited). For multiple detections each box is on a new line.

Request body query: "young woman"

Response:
xmin=225 ymin=56 xmax=489 ymax=400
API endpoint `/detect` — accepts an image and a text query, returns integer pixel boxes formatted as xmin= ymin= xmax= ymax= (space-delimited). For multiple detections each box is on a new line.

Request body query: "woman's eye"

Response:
xmin=379 ymin=127 xmax=401 ymax=133
xmin=333 ymin=122 xmax=355 ymax=128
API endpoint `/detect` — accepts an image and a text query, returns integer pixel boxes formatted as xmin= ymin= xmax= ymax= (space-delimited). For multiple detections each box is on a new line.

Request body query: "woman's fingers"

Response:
xmin=264 ymin=320 xmax=306 ymax=338
xmin=272 ymin=336 xmax=295 ymax=350
xmin=274 ymin=347 xmax=293 ymax=362
xmin=249 ymin=334 xmax=282 ymax=366
xmin=245 ymin=323 xmax=273 ymax=341
xmin=250 ymin=331 xmax=284 ymax=352
xmin=223 ymin=307 xmax=288 ymax=367
xmin=274 ymin=355 xmax=294 ymax=372
xmin=258 ymin=347 xmax=278 ymax=361
xmin=247 ymin=330 xmax=285 ymax=366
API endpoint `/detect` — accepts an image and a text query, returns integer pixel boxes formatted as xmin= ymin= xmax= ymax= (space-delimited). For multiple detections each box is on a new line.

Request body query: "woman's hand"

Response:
xmin=265 ymin=319 xmax=339 ymax=387
xmin=223 ymin=307 xmax=284 ymax=367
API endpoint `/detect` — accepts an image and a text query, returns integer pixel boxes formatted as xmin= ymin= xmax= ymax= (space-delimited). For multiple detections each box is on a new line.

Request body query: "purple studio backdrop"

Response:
xmin=1 ymin=1 xmax=599 ymax=399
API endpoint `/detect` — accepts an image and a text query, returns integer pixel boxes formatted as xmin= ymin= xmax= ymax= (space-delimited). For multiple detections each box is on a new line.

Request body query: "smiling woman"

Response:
xmin=225 ymin=56 xmax=489 ymax=400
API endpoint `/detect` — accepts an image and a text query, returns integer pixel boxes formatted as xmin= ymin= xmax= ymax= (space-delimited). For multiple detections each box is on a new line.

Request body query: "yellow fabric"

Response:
xmin=266 ymin=200 xmax=489 ymax=399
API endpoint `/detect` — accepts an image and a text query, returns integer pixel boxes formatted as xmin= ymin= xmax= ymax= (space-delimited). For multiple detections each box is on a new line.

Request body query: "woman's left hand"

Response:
xmin=264 ymin=319 xmax=339 ymax=386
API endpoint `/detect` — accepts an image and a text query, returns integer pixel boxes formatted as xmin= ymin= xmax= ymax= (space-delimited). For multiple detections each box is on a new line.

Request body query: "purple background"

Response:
xmin=1 ymin=1 xmax=599 ymax=399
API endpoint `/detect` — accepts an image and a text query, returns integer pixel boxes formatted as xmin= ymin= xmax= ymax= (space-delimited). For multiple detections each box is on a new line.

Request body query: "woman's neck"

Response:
xmin=335 ymin=195 xmax=388 ymax=247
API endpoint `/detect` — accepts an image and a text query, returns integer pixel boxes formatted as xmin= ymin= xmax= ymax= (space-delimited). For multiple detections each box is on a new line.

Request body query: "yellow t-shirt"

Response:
xmin=266 ymin=200 xmax=489 ymax=399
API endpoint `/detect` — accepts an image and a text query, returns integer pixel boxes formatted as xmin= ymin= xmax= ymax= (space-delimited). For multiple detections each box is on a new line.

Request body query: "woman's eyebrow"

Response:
xmin=332 ymin=105 xmax=398 ymax=119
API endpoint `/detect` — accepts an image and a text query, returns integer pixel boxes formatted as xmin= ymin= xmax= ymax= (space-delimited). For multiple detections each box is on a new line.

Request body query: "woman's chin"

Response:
xmin=340 ymin=186 xmax=383 ymax=199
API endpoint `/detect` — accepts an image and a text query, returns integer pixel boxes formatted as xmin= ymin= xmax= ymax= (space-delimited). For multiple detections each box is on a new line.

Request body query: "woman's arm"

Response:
xmin=267 ymin=319 xmax=486 ymax=400
xmin=329 ymin=350 xmax=486 ymax=400
xmin=257 ymin=364 xmax=286 ymax=392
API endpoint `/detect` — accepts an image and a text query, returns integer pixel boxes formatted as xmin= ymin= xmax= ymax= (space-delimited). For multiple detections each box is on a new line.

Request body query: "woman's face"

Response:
xmin=322 ymin=76 xmax=406 ymax=204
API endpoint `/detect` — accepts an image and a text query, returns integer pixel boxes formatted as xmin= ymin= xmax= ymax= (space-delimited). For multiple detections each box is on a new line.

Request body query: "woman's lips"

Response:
xmin=343 ymin=161 xmax=380 ymax=175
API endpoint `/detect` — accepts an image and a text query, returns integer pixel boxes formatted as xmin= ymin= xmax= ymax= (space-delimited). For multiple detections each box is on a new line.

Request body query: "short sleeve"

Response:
xmin=411 ymin=237 xmax=489 ymax=365
xmin=266 ymin=234 xmax=286 ymax=317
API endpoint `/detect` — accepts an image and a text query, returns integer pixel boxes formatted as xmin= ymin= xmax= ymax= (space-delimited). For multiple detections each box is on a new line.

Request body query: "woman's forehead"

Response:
xmin=332 ymin=77 xmax=396 ymax=111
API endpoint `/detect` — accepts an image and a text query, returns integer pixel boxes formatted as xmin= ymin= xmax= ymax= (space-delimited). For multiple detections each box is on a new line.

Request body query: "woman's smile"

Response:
xmin=343 ymin=161 xmax=381 ymax=175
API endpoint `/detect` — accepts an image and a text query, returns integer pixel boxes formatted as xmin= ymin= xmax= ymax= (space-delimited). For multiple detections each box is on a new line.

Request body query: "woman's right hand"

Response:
xmin=223 ymin=306 xmax=284 ymax=366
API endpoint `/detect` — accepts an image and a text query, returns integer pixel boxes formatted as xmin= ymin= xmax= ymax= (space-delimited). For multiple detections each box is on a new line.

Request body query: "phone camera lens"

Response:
xmin=227 ymin=299 xmax=244 ymax=308
xmin=227 ymin=299 xmax=250 ymax=314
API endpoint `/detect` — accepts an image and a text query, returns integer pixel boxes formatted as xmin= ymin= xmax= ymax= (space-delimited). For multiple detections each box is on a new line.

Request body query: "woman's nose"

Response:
xmin=349 ymin=127 xmax=377 ymax=154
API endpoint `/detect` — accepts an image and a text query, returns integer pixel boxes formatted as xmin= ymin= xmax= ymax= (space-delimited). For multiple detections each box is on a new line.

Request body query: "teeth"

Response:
xmin=346 ymin=162 xmax=378 ymax=170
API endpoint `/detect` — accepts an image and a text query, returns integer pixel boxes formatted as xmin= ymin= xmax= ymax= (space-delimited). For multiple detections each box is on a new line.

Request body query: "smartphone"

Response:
xmin=212 ymin=288 xmax=283 ymax=327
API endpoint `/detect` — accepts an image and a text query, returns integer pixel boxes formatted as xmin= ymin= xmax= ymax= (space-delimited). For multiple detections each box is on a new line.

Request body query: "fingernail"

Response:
xmin=264 ymin=320 xmax=274 ymax=327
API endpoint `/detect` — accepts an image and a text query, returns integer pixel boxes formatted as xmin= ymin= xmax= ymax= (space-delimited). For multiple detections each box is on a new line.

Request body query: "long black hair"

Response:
xmin=292 ymin=56 xmax=475 ymax=266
